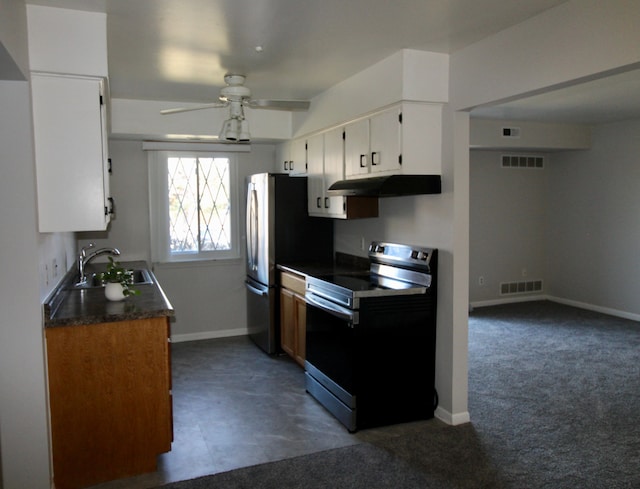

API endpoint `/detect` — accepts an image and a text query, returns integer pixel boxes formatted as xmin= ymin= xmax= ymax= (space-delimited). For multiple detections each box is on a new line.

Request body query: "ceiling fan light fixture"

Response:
xmin=219 ymin=117 xmax=250 ymax=142
xmin=238 ymin=119 xmax=250 ymax=142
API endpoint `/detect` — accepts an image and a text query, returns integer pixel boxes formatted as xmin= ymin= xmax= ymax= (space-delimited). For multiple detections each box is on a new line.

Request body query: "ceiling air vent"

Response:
xmin=501 ymin=154 xmax=544 ymax=169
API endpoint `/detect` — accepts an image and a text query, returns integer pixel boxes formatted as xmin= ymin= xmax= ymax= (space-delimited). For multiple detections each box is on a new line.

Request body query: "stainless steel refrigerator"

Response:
xmin=245 ymin=173 xmax=333 ymax=354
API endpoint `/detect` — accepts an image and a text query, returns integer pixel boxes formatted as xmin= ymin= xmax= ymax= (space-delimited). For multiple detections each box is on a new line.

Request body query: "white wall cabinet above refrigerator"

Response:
xmin=344 ymin=102 xmax=443 ymax=178
xmin=31 ymin=73 xmax=112 ymax=232
xmin=278 ymin=138 xmax=308 ymax=175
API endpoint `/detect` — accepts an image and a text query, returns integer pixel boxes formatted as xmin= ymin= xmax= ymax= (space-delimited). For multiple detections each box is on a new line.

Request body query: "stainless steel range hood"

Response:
xmin=327 ymin=174 xmax=441 ymax=197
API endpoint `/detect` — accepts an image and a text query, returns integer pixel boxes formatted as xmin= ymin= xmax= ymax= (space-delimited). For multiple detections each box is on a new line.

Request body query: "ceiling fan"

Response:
xmin=160 ymin=74 xmax=310 ymax=142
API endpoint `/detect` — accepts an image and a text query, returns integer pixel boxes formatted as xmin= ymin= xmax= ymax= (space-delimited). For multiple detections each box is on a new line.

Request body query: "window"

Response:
xmin=149 ymin=151 xmax=240 ymax=262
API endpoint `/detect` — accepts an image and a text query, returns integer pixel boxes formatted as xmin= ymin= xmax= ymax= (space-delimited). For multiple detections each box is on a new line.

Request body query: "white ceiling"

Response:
xmin=25 ymin=0 xmax=640 ymax=125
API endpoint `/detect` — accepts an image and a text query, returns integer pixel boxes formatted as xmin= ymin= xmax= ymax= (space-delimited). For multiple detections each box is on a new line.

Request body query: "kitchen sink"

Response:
xmin=72 ymin=269 xmax=153 ymax=289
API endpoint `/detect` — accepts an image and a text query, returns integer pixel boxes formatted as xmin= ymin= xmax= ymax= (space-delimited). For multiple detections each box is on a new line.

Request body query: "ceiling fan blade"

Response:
xmin=246 ymin=99 xmax=310 ymax=111
xmin=160 ymin=102 xmax=228 ymax=115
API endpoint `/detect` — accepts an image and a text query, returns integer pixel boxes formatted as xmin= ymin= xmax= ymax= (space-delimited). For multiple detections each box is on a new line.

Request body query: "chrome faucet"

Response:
xmin=76 ymin=243 xmax=121 ymax=285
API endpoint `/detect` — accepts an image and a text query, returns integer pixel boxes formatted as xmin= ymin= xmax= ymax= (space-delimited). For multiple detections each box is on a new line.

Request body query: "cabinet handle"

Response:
xmin=359 ymin=154 xmax=367 ymax=168
xmin=108 ymin=158 xmax=113 ymax=174
xmin=316 ymin=197 xmax=322 ymax=209
xmin=105 ymin=197 xmax=115 ymax=216
xmin=324 ymin=197 xmax=330 ymax=209
xmin=371 ymin=151 xmax=380 ymax=166
xmin=284 ymin=161 xmax=289 ymax=171
xmin=290 ymin=161 xmax=294 ymax=171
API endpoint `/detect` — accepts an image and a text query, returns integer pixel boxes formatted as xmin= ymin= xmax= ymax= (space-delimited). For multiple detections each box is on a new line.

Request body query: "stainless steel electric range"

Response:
xmin=304 ymin=241 xmax=438 ymax=432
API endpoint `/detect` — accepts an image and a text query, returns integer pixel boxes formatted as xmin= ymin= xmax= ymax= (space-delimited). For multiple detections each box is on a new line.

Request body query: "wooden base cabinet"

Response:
xmin=45 ymin=317 xmax=172 ymax=489
xmin=280 ymin=271 xmax=307 ymax=367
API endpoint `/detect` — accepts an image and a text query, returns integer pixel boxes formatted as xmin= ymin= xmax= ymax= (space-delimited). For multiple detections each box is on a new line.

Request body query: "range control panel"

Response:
xmin=368 ymin=241 xmax=436 ymax=271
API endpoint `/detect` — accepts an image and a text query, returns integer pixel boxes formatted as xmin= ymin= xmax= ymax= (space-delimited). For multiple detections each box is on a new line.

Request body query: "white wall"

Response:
xmin=0 ymin=0 xmax=29 ymax=80
xmin=469 ymin=150 xmax=548 ymax=305
xmin=78 ymin=140 xmax=277 ymax=341
xmin=451 ymin=0 xmax=640 ymax=111
xmin=0 ymin=80 xmax=51 ymax=489
xmin=469 ymin=119 xmax=640 ymax=321
xmin=546 ymin=119 xmax=640 ymax=318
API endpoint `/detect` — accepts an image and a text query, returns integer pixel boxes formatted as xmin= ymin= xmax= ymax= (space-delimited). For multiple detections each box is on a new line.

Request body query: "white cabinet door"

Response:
xmin=306 ymin=134 xmax=324 ymax=216
xmin=290 ymin=138 xmax=307 ymax=175
xmin=344 ymin=118 xmax=369 ymax=177
xmin=323 ymin=128 xmax=346 ymax=218
xmin=32 ymin=73 xmax=111 ymax=232
xmin=344 ymin=103 xmax=442 ymax=178
xmin=369 ymin=107 xmax=401 ymax=174
xmin=277 ymin=140 xmax=292 ymax=173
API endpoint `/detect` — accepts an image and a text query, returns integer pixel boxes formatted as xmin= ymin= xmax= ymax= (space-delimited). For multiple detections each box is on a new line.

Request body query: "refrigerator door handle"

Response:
xmin=247 ymin=185 xmax=259 ymax=272
xmin=245 ymin=280 xmax=269 ymax=297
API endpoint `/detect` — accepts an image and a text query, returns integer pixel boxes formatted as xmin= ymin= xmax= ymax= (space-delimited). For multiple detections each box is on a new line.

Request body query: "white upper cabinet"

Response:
xmin=289 ymin=138 xmax=307 ymax=175
xmin=345 ymin=107 xmax=402 ymax=177
xmin=344 ymin=118 xmax=369 ymax=177
xmin=278 ymin=138 xmax=307 ymax=175
xmin=307 ymin=129 xmax=346 ymax=218
xmin=345 ymin=102 xmax=442 ymax=178
xmin=307 ymin=128 xmax=378 ymax=219
xmin=32 ymin=73 xmax=111 ymax=232
xmin=322 ymin=128 xmax=347 ymax=217
xmin=306 ymin=133 xmax=327 ymax=216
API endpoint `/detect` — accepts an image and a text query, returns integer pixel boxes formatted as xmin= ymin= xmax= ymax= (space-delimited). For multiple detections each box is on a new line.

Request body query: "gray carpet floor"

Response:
xmin=155 ymin=300 xmax=640 ymax=488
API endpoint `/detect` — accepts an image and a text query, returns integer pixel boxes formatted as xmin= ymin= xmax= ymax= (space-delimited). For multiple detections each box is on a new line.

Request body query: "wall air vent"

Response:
xmin=500 ymin=280 xmax=543 ymax=295
xmin=501 ymin=154 xmax=544 ymax=169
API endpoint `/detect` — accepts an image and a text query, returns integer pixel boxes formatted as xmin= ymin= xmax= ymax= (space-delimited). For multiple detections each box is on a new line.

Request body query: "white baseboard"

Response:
xmin=434 ymin=406 xmax=470 ymax=426
xmin=547 ymin=296 xmax=640 ymax=322
xmin=469 ymin=294 xmax=547 ymax=311
xmin=470 ymin=294 xmax=640 ymax=323
xmin=171 ymin=327 xmax=249 ymax=343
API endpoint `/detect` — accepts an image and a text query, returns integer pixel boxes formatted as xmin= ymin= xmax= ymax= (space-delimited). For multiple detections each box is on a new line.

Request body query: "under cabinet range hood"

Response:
xmin=327 ymin=174 xmax=441 ymax=197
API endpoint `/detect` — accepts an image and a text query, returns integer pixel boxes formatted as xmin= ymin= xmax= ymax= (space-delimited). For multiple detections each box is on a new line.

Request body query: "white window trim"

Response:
xmin=148 ymin=150 xmax=241 ymax=263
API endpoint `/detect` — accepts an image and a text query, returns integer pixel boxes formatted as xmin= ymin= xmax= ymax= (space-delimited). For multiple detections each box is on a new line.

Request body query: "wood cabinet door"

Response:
xmin=294 ymin=294 xmax=307 ymax=367
xmin=46 ymin=317 xmax=171 ymax=489
xmin=280 ymin=287 xmax=296 ymax=358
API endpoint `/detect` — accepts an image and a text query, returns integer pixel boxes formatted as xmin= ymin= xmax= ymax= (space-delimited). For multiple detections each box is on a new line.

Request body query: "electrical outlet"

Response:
xmin=44 ymin=264 xmax=50 ymax=286
xmin=478 ymin=276 xmax=485 ymax=286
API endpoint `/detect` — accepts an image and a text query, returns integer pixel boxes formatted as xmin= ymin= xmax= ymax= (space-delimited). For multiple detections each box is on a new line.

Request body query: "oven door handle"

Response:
xmin=305 ymin=293 xmax=358 ymax=326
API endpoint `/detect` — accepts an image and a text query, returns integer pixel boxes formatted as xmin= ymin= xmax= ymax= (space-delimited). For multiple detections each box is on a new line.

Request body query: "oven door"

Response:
xmin=304 ymin=291 xmax=359 ymax=430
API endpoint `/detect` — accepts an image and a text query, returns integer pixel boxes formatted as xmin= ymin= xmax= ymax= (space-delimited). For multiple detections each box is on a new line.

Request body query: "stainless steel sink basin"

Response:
xmin=73 ymin=269 xmax=153 ymax=289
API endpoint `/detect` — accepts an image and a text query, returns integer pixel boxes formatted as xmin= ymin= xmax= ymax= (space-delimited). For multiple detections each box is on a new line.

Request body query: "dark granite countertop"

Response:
xmin=44 ymin=260 xmax=174 ymax=327
xmin=277 ymin=252 xmax=370 ymax=278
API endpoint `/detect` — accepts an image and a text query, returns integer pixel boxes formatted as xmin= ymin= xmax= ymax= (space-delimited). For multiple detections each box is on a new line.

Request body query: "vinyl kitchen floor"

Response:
xmin=89 ymin=335 xmax=363 ymax=489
